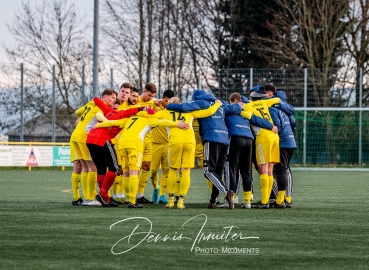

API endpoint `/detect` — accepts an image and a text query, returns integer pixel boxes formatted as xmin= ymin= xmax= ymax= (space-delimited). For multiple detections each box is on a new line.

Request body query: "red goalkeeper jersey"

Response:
xmin=86 ymin=98 xmax=139 ymax=146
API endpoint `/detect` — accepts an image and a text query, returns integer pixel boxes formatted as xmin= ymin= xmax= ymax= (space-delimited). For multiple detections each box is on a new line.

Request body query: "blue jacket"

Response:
xmin=269 ymin=105 xmax=297 ymax=149
xmin=222 ymin=100 xmax=274 ymax=140
xmin=166 ymin=99 xmax=211 ymax=112
xmin=166 ymin=93 xmax=215 ymax=112
xmin=168 ymin=100 xmax=241 ymax=145
xmin=273 ymin=91 xmax=295 ymax=116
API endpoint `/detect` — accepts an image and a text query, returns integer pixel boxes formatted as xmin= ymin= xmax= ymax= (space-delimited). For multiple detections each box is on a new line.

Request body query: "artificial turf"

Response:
xmin=0 ymin=169 xmax=368 ymax=269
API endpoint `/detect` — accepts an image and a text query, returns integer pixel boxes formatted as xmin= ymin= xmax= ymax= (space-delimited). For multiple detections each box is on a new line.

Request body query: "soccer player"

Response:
xmin=222 ymin=93 xmax=277 ymax=209
xmin=145 ymin=97 xmax=222 ymax=209
xmin=125 ymin=83 xmax=157 ymax=204
xmin=168 ymin=90 xmax=241 ymax=209
xmin=86 ymin=96 xmax=147 ymax=207
xmin=69 ymin=90 xmax=111 ymax=206
xmin=241 ymin=89 xmax=281 ymax=209
xmin=110 ymin=83 xmax=133 ymax=204
xmin=149 ymin=89 xmax=175 ymax=204
xmin=95 ymin=112 xmax=189 ymax=208
xmin=264 ymin=85 xmax=296 ymax=208
xmin=193 ymin=118 xmax=204 ymax=168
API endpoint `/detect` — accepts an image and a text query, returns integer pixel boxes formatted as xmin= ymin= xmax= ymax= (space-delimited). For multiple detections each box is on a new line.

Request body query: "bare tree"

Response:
xmin=1 ymin=0 xmax=91 ymax=136
xmin=343 ymin=0 xmax=369 ymax=106
xmin=248 ymin=0 xmax=350 ymax=107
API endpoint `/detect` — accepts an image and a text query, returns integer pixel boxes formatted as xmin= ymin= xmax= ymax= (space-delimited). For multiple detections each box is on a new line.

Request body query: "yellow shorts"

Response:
xmin=151 ymin=143 xmax=168 ymax=171
xmin=70 ymin=141 xmax=92 ymax=161
xmin=121 ymin=148 xmax=143 ymax=171
xmin=255 ymin=139 xmax=280 ymax=165
xmin=114 ymin=143 xmax=121 ymax=166
xmin=168 ymin=143 xmax=195 ymax=169
xmin=195 ymin=143 xmax=203 ymax=158
xmin=142 ymin=141 xmax=152 ymax=162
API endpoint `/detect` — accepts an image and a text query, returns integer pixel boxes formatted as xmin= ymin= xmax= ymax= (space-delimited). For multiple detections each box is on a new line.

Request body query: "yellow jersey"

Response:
xmin=142 ymin=101 xmax=221 ymax=146
xmin=192 ymin=118 xmax=202 ymax=144
xmin=242 ymin=97 xmax=280 ymax=142
xmin=151 ymin=104 xmax=168 ymax=144
xmin=118 ymin=101 xmax=133 ymax=111
xmin=70 ymin=100 xmax=106 ymax=143
xmin=96 ymin=116 xmax=178 ymax=152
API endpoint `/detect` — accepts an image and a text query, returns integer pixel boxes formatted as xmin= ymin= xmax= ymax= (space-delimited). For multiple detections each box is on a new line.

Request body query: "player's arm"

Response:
xmin=250 ymin=114 xmax=274 ymax=130
xmin=191 ymin=100 xmax=222 ymax=118
xmin=149 ymin=119 xmax=189 ymax=129
xmin=274 ymin=100 xmax=295 ymax=116
xmin=117 ymin=107 xmax=140 ymax=119
xmin=93 ymin=97 xmax=111 ymax=115
xmin=240 ymin=110 xmax=253 ymax=120
xmin=96 ymin=118 xmax=128 ymax=128
xmin=290 ymin=115 xmax=296 ymax=132
xmin=75 ymin=106 xmax=85 ymax=118
xmin=223 ymin=103 xmax=242 ymax=116
xmin=166 ymin=100 xmax=211 ymax=112
xmin=96 ymin=111 xmax=108 ymax=122
xmin=266 ymin=97 xmax=281 ymax=107
xmin=136 ymin=110 xmax=164 ymax=118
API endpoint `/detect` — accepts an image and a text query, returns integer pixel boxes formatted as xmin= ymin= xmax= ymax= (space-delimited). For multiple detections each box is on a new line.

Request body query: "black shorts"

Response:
xmin=87 ymin=141 xmax=119 ymax=175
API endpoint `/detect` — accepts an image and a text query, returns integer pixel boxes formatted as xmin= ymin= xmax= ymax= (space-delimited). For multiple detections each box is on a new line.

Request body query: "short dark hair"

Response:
xmin=114 ymin=98 xmax=121 ymax=105
xmin=132 ymin=87 xmax=139 ymax=93
xmin=264 ymin=84 xmax=276 ymax=95
xmin=102 ymin=88 xmax=116 ymax=97
xmin=120 ymin=82 xmax=133 ymax=91
xmin=229 ymin=92 xmax=241 ymax=102
xmin=163 ymin=89 xmax=174 ymax=98
xmin=144 ymin=82 xmax=157 ymax=93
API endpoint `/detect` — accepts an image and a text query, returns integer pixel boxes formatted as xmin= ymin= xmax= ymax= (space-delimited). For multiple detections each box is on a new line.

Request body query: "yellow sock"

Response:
xmin=198 ymin=157 xmax=203 ymax=167
xmin=150 ymin=170 xmax=159 ymax=190
xmin=268 ymin=175 xmax=274 ymax=199
xmin=285 ymin=196 xmax=292 ymax=203
xmin=71 ymin=172 xmax=81 ymax=200
xmin=159 ymin=169 xmax=168 ymax=196
xmin=206 ymin=179 xmax=213 ymax=193
xmin=111 ymin=177 xmax=120 ymax=197
xmin=167 ymin=168 xmax=177 ymax=195
xmin=123 ymin=175 xmax=129 ymax=196
xmin=138 ymin=170 xmax=149 ymax=194
xmin=87 ymin=172 xmax=97 ymax=200
xmin=125 ymin=176 xmax=131 ymax=202
xmin=168 ymin=195 xmax=174 ymax=204
xmin=276 ymin=190 xmax=286 ymax=205
xmin=174 ymin=171 xmax=182 ymax=196
xmin=260 ymin=174 xmax=269 ymax=204
xmin=129 ymin=175 xmax=139 ymax=204
xmin=179 ymin=170 xmax=191 ymax=197
xmin=81 ymin=172 xmax=88 ymax=200
xmin=243 ymin=191 xmax=252 ymax=203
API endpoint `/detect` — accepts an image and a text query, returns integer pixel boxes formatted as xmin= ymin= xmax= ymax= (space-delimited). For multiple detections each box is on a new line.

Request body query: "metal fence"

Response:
xmin=0 ymin=66 xmax=368 ymax=167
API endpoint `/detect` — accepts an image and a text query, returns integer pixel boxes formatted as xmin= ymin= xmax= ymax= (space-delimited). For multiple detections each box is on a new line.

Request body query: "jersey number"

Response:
xmin=80 ymin=106 xmax=91 ymax=121
xmin=170 ymin=112 xmax=185 ymax=122
xmin=127 ymin=117 xmax=138 ymax=130
xmin=256 ymin=107 xmax=271 ymax=121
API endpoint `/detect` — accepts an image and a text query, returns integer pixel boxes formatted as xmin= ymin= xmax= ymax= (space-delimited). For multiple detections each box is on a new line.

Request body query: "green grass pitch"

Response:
xmin=0 ymin=169 xmax=369 ymax=269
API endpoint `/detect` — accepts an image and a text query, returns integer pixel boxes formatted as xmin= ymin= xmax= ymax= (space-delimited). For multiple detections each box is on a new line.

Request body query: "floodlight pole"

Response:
xmin=52 ymin=65 xmax=56 ymax=142
xmin=359 ymin=68 xmax=362 ymax=167
xmin=92 ymin=0 xmax=99 ymax=97
xmin=82 ymin=65 xmax=85 ymax=106
xmin=20 ymin=63 xmax=24 ymax=142
xmin=303 ymin=68 xmax=307 ymax=166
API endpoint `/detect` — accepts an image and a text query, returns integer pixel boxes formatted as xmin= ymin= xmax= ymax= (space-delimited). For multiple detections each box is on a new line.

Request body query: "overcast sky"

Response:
xmin=0 ymin=0 xmax=94 ymax=63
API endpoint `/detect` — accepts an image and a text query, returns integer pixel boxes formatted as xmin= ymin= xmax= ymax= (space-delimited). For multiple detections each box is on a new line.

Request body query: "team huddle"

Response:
xmin=69 ymin=82 xmax=296 ymax=209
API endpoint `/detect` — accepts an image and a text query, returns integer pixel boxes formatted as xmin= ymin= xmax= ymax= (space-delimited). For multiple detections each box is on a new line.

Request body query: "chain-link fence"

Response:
xmin=1 ymin=66 xmax=368 ymax=167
